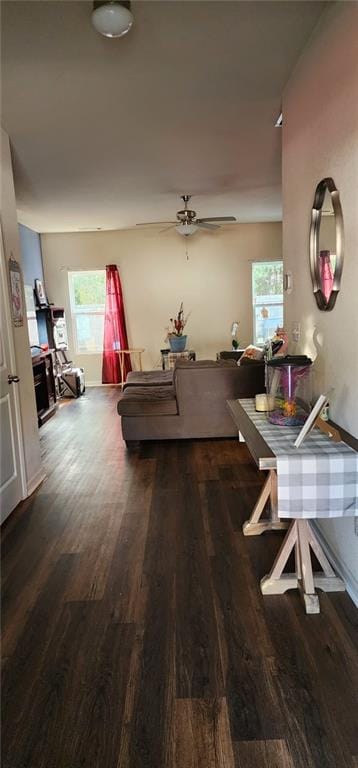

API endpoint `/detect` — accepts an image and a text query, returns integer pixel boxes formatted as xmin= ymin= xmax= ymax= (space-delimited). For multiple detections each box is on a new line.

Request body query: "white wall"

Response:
xmin=41 ymin=222 xmax=282 ymax=383
xmin=282 ymin=3 xmax=358 ymax=598
xmin=1 ymin=130 xmax=43 ymax=493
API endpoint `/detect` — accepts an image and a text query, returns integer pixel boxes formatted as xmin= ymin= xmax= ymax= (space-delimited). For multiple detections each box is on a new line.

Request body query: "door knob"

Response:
xmin=8 ymin=374 xmax=20 ymax=384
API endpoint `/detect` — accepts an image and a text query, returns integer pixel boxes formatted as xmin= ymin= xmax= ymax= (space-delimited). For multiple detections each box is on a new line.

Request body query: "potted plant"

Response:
xmin=231 ymin=321 xmax=240 ymax=350
xmin=165 ymin=302 xmax=190 ymax=352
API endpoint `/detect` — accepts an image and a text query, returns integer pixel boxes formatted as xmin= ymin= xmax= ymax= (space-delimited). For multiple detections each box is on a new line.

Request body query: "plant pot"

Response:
xmin=169 ymin=335 xmax=187 ymax=353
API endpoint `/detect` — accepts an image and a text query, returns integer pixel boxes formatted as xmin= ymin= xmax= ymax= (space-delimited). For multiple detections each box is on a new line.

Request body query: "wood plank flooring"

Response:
xmin=2 ymin=387 xmax=358 ymax=768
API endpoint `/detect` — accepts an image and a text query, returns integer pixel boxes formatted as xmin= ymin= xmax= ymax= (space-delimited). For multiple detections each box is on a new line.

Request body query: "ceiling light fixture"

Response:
xmin=92 ymin=1 xmax=134 ymax=38
xmin=176 ymin=222 xmax=198 ymax=237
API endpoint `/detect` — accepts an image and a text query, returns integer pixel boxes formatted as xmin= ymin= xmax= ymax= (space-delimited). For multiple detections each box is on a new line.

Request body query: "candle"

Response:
xmin=255 ymin=393 xmax=275 ymax=412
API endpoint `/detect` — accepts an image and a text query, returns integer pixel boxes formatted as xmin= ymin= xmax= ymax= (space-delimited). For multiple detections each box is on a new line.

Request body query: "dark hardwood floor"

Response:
xmin=2 ymin=387 xmax=358 ymax=768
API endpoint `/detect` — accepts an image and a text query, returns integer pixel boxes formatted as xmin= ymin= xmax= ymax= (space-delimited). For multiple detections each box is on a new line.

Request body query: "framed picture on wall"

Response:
xmin=8 ymin=258 xmax=24 ymax=327
xmin=34 ymin=278 xmax=48 ymax=307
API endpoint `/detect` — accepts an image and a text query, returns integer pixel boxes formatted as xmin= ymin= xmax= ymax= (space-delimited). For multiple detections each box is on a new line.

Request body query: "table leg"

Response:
xmin=119 ymin=352 xmax=125 ymax=389
xmin=294 ymin=538 xmax=301 ymax=580
xmin=260 ymin=519 xmax=345 ymax=614
xmin=297 ymin=519 xmax=320 ymax=614
xmin=242 ymin=470 xmax=289 ymax=536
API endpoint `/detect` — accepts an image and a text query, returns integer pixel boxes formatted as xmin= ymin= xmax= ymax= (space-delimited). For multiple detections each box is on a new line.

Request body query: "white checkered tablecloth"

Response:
xmin=239 ymin=399 xmax=358 ymax=519
xmin=167 ymin=351 xmax=194 ymax=370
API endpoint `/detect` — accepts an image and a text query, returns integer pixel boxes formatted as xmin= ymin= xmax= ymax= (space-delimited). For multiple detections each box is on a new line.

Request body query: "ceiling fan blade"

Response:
xmin=136 ymin=221 xmax=176 ymax=227
xmin=159 ymin=224 xmax=177 ymax=233
xmin=196 ymin=222 xmax=220 ymax=230
xmin=196 ymin=216 xmax=236 ymax=223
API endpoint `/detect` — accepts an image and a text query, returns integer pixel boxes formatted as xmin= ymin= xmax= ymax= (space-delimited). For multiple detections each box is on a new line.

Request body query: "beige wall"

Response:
xmin=41 ymin=222 xmax=282 ymax=383
xmin=1 ymin=129 xmax=43 ymax=492
xmin=282 ymin=3 xmax=358 ymax=597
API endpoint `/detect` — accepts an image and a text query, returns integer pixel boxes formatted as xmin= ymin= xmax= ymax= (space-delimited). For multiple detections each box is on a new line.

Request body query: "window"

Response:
xmin=68 ymin=270 xmax=106 ymax=354
xmin=252 ymin=261 xmax=283 ymax=345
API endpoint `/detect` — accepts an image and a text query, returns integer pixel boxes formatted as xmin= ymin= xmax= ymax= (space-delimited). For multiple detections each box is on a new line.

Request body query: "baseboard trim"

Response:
xmin=26 ymin=468 xmax=46 ymax=498
xmin=86 ymin=382 xmax=122 ymax=387
xmin=312 ymin=520 xmax=358 ymax=607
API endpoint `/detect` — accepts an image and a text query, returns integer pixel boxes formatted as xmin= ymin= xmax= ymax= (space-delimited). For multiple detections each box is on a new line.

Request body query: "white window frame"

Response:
xmin=252 ymin=260 xmax=284 ymax=346
xmin=68 ymin=269 xmax=106 ymax=355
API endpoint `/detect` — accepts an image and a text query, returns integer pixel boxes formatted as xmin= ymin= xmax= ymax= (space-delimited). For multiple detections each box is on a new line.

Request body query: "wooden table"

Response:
xmin=116 ymin=348 xmax=145 ymax=388
xmin=227 ymin=398 xmax=347 ymax=614
xmin=227 ymin=399 xmax=288 ymax=536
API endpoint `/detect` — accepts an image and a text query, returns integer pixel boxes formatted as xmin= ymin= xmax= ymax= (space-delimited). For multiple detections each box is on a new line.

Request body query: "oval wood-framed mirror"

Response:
xmin=309 ymin=177 xmax=344 ymax=311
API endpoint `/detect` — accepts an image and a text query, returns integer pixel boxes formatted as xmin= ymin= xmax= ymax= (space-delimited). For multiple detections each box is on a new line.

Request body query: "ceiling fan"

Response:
xmin=136 ymin=195 xmax=236 ymax=236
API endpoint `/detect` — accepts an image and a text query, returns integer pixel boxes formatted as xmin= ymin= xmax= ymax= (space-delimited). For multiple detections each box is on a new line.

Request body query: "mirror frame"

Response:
xmin=309 ymin=177 xmax=344 ymax=311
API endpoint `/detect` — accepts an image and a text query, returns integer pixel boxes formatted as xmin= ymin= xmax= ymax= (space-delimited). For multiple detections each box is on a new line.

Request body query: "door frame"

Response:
xmin=0 ymin=220 xmax=27 ymax=505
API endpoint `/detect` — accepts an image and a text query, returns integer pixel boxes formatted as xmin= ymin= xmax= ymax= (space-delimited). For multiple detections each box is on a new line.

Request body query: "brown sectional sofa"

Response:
xmin=117 ymin=358 xmax=264 ymax=444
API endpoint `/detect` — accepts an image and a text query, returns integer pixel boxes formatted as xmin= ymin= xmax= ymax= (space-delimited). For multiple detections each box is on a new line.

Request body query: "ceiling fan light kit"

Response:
xmin=176 ymin=222 xmax=198 ymax=237
xmin=92 ymin=1 xmax=133 ymax=38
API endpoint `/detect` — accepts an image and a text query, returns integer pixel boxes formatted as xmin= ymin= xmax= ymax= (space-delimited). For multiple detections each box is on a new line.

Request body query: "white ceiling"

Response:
xmin=1 ymin=1 xmax=326 ymax=233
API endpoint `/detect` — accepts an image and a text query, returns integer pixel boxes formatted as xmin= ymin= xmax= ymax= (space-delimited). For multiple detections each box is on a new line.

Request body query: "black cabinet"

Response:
xmin=32 ymin=351 xmax=57 ymax=426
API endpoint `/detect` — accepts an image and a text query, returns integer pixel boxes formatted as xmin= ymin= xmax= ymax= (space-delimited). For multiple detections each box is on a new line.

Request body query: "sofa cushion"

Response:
xmin=117 ymin=385 xmax=178 ymax=417
xmin=124 ymin=370 xmax=174 ymax=388
xmin=238 ymin=357 xmax=265 ymax=367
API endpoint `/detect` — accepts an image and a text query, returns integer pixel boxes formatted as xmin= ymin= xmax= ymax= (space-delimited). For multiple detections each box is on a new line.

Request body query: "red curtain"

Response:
xmin=102 ymin=265 xmax=131 ymax=384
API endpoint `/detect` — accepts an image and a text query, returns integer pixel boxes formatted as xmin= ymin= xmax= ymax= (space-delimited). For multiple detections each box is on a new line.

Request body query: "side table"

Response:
xmin=116 ymin=348 xmax=145 ymax=388
xmin=161 ymin=349 xmax=196 ymax=370
xmin=216 ymin=350 xmax=245 ymax=362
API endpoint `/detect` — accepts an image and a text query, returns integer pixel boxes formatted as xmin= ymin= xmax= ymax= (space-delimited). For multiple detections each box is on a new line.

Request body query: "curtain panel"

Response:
xmin=102 ymin=264 xmax=131 ymax=384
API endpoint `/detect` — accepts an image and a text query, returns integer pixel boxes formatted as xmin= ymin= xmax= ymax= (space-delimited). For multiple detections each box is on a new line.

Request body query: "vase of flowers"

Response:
xmin=169 ymin=335 xmax=187 ymax=352
xmin=166 ymin=302 xmax=190 ymax=352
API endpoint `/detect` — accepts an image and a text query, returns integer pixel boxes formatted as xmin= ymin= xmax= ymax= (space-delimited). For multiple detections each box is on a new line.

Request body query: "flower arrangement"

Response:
xmin=231 ymin=321 xmax=240 ymax=350
xmin=280 ymin=365 xmax=310 ymax=419
xmin=268 ymin=364 xmax=312 ymax=426
xmin=165 ymin=302 xmax=190 ymax=339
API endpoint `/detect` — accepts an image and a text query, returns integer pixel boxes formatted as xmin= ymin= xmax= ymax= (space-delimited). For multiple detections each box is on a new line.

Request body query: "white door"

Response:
xmin=0 ymin=225 xmax=25 ymax=523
